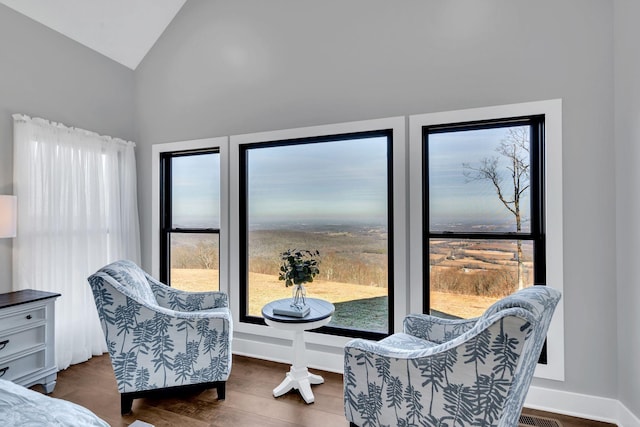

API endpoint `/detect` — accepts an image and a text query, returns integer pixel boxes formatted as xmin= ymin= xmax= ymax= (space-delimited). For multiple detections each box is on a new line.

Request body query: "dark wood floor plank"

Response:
xmin=39 ymin=353 xmax=614 ymax=427
xmin=226 ymin=372 xmax=345 ymax=416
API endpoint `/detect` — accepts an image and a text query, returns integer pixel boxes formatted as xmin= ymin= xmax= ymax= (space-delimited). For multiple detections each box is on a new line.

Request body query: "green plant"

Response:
xmin=278 ymin=249 xmax=320 ymax=287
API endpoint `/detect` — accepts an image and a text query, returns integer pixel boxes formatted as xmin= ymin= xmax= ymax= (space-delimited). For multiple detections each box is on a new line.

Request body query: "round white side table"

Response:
xmin=262 ymin=298 xmax=335 ymax=404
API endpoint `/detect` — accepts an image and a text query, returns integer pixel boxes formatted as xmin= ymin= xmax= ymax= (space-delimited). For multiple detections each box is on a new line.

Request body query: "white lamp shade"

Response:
xmin=0 ymin=195 xmax=17 ymax=238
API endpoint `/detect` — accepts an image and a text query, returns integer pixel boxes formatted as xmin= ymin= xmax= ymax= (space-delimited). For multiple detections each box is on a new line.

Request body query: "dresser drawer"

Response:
xmin=0 ymin=290 xmax=60 ymax=392
xmin=0 ymin=325 xmax=46 ymax=359
xmin=0 ymin=349 xmax=45 ymax=382
xmin=0 ymin=307 xmax=46 ymax=332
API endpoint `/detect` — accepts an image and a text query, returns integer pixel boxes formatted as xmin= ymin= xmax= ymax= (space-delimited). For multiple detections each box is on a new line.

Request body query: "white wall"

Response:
xmin=0 ymin=4 xmax=136 ymax=294
xmin=135 ymin=0 xmax=619 ymax=411
xmin=615 ymin=0 xmax=640 ymax=419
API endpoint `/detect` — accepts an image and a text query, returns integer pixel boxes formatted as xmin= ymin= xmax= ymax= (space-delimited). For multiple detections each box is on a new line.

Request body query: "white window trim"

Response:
xmin=408 ymin=99 xmax=565 ymax=381
xmin=229 ymin=116 xmax=408 ymax=356
xmin=151 ymin=136 xmax=230 ymax=296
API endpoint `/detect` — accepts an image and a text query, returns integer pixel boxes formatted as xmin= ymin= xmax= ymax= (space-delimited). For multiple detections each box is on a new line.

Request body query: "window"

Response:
xmin=425 ymin=117 xmax=545 ymax=319
xmin=153 ymin=137 xmax=229 ymax=293
xmin=159 ymin=149 xmax=221 ymax=290
xmin=409 ymin=100 xmax=564 ymax=381
xmin=238 ymin=131 xmax=393 ymax=338
xmin=150 ymin=105 xmax=561 ymax=378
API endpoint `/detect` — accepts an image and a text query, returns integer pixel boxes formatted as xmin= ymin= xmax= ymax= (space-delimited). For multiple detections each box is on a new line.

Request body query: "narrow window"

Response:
xmin=424 ymin=116 xmax=545 ymax=322
xmin=160 ymin=149 xmax=221 ymax=291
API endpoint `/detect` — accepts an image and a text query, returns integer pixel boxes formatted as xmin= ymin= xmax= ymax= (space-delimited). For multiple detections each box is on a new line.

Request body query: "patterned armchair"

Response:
xmin=87 ymin=260 xmax=232 ymax=414
xmin=344 ymin=285 xmax=561 ymax=427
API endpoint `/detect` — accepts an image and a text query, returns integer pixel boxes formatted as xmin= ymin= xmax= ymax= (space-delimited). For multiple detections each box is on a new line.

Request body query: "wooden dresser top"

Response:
xmin=0 ymin=289 xmax=61 ymax=310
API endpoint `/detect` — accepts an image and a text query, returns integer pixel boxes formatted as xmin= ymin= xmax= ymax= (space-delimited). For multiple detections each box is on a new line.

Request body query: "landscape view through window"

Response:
xmin=166 ymin=151 xmax=221 ymax=292
xmin=426 ymin=123 xmax=539 ymax=318
xmin=165 ymin=121 xmax=543 ymax=335
xmin=243 ymin=134 xmax=391 ymax=334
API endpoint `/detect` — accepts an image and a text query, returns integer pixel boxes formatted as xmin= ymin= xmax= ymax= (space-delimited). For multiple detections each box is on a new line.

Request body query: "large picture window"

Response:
xmin=239 ymin=131 xmax=394 ymax=338
xmin=159 ymin=149 xmax=221 ymax=291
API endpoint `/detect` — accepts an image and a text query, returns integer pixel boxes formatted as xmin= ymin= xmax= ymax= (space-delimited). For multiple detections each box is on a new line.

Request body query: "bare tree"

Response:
xmin=463 ymin=127 xmax=529 ymax=290
xmin=195 ymin=241 xmax=218 ymax=269
xmin=171 ymin=246 xmax=191 ymax=268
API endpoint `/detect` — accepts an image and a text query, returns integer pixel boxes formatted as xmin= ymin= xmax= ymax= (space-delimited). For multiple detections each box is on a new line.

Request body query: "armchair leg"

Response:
xmin=119 ymin=382 xmax=224 ymax=414
xmin=120 ymin=393 xmax=134 ymax=415
xmin=216 ymin=382 xmax=226 ymax=400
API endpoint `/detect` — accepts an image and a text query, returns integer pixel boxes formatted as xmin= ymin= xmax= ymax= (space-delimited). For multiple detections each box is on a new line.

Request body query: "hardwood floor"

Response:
xmin=39 ymin=354 xmax=615 ymax=427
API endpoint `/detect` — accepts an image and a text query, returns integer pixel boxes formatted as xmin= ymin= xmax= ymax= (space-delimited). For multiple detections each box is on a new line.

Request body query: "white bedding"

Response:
xmin=0 ymin=378 xmax=109 ymax=426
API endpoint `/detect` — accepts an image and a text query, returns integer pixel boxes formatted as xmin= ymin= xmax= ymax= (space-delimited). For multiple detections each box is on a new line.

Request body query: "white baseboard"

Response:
xmin=233 ymin=336 xmax=640 ymax=427
xmin=524 ymin=386 xmax=639 ymax=427
xmin=618 ymin=404 xmax=640 ymax=427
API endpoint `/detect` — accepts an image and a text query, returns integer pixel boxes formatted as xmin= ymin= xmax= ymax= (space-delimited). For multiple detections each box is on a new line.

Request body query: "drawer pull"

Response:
xmin=0 ymin=339 xmax=8 ymax=351
xmin=0 ymin=367 xmax=8 ymax=378
xmin=26 ymin=315 xmax=32 ymax=320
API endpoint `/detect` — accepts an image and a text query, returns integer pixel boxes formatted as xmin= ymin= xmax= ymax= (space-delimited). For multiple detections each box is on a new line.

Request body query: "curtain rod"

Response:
xmin=12 ymin=113 xmax=136 ymax=148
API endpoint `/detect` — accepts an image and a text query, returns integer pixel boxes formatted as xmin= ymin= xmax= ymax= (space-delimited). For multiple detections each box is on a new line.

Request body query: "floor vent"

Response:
xmin=519 ymin=414 xmax=563 ymax=427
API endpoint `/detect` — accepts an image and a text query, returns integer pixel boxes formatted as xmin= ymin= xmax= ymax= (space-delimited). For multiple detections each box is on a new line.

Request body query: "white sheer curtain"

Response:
xmin=12 ymin=114 xmax=141 ymax=370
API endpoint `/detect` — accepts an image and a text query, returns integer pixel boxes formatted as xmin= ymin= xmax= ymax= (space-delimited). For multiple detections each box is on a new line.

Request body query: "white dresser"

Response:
xmin=0 ymin=289 xmax=60 ymax=393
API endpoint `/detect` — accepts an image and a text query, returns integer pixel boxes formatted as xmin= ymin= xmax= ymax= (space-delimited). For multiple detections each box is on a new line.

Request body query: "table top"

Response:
xmin=262 ymin=298 xmax=335 ymax=324
xmin=0 ymin=289 xmax=61 ymax=310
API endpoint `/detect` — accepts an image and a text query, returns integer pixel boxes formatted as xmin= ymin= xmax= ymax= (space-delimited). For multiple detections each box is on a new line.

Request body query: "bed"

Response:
xmin=0 ymin=378 xmax=109 ymax=426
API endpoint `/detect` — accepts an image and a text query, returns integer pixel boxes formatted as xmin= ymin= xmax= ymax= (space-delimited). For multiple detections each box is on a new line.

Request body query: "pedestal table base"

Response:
xmin=272 ymin=366 xmax=324 ymax=404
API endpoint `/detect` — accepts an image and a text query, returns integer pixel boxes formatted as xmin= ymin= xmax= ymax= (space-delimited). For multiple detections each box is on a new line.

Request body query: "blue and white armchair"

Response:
xmin=87 ymin=260 xmax=232 ymax=414
xmin=344 ymin=285 xmax=561 ymax=427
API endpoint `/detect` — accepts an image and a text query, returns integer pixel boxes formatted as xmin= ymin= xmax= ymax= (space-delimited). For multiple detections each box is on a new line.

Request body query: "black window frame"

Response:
xmin=159 ymin=148 xmax=222 ymax=286
xmin=423 ymin=114 xmax=547 ymax=361
xmin=239 ymin=129 xmax=395 ymax=340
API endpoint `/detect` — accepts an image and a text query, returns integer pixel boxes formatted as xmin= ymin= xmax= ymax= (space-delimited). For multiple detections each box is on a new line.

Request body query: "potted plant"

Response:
xmin=279 ymin=249 xmax=320 ymax=309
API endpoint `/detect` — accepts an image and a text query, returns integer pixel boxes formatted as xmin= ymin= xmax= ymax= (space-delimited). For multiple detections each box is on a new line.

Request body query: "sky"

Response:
xmin=428 ymin=125 xmax=531 ymax=232
xmin=247 ymin=136 xmax=388 ymax=225
xmin=169 ymin=127 xmax=531 ymax=231
xmin=171 ymin=153 xmax=220 ymax=228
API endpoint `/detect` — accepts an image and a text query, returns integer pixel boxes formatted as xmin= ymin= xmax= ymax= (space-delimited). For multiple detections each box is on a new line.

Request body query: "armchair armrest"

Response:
xmin=403 ymin=313 xmax=479 ymax=344
xmin=347 ymin=307 xmax=537 ymax=362
xmin=147 ymin=277 xmax=228 ymax=311
xmin=345 ymin=337 xmax=435 ymax=360
xmin=152 ymin=303 xmax=232 ymax=321
xmin=95 ymin=288 xmax=233 ymax=393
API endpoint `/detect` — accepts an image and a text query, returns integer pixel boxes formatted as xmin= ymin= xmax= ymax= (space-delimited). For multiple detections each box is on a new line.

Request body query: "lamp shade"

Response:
xmin=0 ymin=195 xmax=17 ymax=238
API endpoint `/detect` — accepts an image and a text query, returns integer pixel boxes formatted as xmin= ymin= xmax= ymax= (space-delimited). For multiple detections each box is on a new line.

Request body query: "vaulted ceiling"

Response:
xmin=0 ymin=0 xmax=186 ymax=70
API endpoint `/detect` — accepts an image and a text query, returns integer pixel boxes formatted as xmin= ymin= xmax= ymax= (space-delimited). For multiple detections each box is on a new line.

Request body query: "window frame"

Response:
xmin=151 ymin=137 xmax=230 ymax=296
xmin=409 ymin=100 xmax=564 ymax=381
xmin=230 ymin=117 xmax=407 ymax=346
xmin=159 ymin=148 xmax=222 ymax=287
xmin=238 ymin=130 xmax=394 ymax=340
xmin=423 ymin=116 xmax=546 ymax=313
